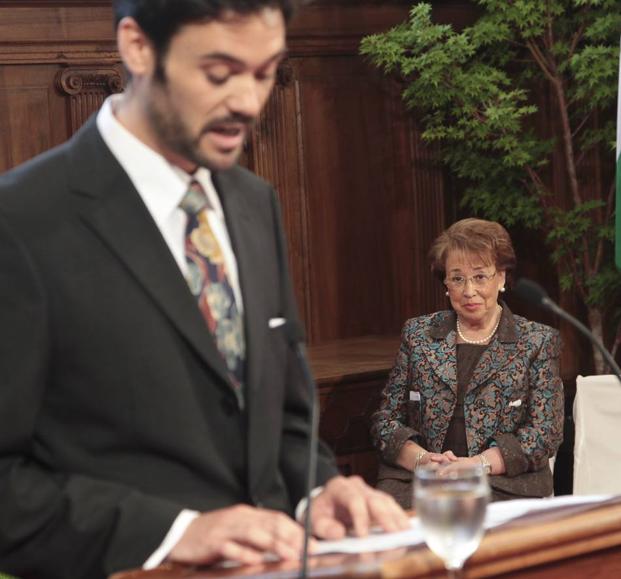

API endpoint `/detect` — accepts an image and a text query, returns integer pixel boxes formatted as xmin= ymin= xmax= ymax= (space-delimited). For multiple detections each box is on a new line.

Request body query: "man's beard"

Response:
xmin=145 ymin=80 xmax=251 ymax=171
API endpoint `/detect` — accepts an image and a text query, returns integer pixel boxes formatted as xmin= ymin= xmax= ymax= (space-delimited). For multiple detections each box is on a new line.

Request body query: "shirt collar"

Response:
xmin=96 ymin=95 xmax=222 ymax=224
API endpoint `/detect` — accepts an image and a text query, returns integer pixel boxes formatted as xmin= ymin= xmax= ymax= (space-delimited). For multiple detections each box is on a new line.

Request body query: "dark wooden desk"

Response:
xmin=309 ymin=335 xmax=400 ymax=385
xmin=308 ymin=335 xmax=400 ymax=485
xmin=111 ymin=499 xmax=621 ymax=579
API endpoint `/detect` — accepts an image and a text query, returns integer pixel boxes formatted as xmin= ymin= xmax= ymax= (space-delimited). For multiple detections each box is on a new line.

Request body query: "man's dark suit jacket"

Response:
xmin=0 ymin=117 xmax=338 ymax=578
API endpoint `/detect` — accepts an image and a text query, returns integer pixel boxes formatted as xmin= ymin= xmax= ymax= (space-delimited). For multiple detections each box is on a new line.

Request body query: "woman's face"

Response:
xmin=444 ymin=250 xmax=506 ymax=327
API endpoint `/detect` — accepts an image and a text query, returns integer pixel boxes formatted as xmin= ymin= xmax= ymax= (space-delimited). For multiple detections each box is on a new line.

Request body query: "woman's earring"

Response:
xmin=500 ymin=287 xmax=506 ymax=293
xmin=445 ymin=291 xmax=450 ymax=297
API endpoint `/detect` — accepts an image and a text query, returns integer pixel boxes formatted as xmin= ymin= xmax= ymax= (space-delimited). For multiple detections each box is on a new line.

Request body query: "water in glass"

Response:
xmin=414 ymin=464 xmax=490 ymax=573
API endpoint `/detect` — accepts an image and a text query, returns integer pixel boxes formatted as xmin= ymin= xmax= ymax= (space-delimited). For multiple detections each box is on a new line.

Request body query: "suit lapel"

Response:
xmin=426 ymin=313 xmax=458 ymax=394
xmin=66 ymin=119 xmax=231 ymax=387
xmin=213 ymin=170 xmax=267 ymax=396
xmin=468 ymin=305 xmax=518 ymax=393
xmin=214 ymin=170 xmax=281 ymax=499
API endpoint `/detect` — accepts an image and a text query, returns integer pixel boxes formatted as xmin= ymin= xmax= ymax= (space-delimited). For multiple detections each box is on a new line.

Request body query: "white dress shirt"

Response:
xmin=96 ymin=95 xmax=243 ymax=311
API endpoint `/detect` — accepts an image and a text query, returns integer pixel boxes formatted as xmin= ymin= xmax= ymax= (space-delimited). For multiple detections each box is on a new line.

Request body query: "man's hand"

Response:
xmin=168 ymin=504 xmax=309 ymax=566
xmin=309 ymin=475 xmax=410 ymax=540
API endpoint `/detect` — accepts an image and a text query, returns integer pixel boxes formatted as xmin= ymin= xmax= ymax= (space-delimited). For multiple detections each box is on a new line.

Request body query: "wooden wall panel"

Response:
xmin=281 ymin=0 xmax=450 ymax=342
xmin=0 ymin=66 xmax=68 ymax=172
xmin=294 ymin=55 xmax=445 ymax=342
xmin=0 ymin=1 xmax=119 ymax=170
xmin=0 ymin=6 xmax=113 ymax=44
xmin=246 ymin=62 xmax=312 ymax=328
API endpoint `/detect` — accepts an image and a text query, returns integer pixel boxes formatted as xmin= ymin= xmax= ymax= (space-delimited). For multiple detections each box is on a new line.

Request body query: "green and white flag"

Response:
xmin=616 ymin=36 xmax=621 ymax=269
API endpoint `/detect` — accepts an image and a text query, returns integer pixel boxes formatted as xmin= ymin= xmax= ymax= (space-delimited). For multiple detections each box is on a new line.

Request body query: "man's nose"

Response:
xmin=227 ymin=76 xmax=264 ymax=119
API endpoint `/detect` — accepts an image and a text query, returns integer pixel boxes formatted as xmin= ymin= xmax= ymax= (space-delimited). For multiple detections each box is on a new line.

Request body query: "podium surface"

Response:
xmin=111 ymin=497 xmax=621 ymax=578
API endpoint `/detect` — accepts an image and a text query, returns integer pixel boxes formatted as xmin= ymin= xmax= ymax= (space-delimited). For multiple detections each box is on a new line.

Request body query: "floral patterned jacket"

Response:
xmin=371 ymin=305 xmax=564 ymax=496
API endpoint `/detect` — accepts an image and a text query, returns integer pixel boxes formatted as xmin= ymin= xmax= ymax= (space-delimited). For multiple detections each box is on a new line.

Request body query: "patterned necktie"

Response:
xmin=180 ymin=180 xmax=245 ymax=406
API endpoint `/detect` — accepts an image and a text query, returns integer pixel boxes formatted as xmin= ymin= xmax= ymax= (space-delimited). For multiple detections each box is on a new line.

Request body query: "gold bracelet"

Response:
xmin=414 ymin=450 xmax=428 ymax=471
xmin=479 ymin=453 xmax=492 ymax=475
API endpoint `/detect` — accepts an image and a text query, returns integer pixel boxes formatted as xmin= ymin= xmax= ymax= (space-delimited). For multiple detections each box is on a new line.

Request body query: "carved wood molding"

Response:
xmin=56 ymin=66 xmax=124 ymax=133
xmin=57 ymin=66 xmax=122 ymax=96
xmin=0 ymin=45 xmax=119 ymax=65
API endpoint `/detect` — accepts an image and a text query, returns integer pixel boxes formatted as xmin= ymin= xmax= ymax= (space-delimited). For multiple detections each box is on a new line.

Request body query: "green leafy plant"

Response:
xmin=361 ymin=0 xmax=621 ymax=372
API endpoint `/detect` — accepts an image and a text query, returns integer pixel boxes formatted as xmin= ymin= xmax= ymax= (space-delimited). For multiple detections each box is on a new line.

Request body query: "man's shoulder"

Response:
xmin=1 ymin=142 xmax=68 ymax=186
xmin=0 ymin=119 xmax=98 ymax=197
xmin=0 ymin=118 xmax=104 ymax=213
xmin=0 ymin=143 xmax=72 ymax=215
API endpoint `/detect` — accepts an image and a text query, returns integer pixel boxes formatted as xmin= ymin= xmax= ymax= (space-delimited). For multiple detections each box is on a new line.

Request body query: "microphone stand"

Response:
xmin=286 ymin=323 xmax=319 ymax=579
xmin=514 ymin=278 xmax=621 ymax=382
xmin=541 ymin=297 xmax=621 ymax=382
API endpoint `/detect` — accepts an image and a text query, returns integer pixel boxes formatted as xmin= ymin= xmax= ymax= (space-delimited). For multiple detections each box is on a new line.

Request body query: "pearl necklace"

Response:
xmin=456 ymin=305 xmax=502 ymax=345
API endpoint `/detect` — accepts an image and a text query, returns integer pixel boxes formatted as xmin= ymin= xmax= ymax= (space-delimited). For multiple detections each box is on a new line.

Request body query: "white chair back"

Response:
xmin=573 ymin=374 xmax=621 ymax=495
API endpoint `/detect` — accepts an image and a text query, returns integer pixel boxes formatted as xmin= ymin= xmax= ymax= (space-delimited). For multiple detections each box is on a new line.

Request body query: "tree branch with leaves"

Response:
xmin=361 ymin=0 xmax=621 ymax=373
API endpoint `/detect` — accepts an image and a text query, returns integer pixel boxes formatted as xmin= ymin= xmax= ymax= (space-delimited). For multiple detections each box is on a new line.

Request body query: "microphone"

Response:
xmin=513 ymin=278 xmax=621 ymax=382
xmin=284 ymin=320 xmax=318 ymax=579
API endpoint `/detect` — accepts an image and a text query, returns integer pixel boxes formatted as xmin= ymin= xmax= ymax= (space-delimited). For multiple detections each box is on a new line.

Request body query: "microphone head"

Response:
xmin=513 ymin=278 xmax=549 ymax=306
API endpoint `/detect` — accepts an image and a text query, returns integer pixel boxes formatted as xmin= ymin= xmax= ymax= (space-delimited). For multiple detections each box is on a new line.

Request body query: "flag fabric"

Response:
xmin=616 ymin=37 xmax=621 ymax=269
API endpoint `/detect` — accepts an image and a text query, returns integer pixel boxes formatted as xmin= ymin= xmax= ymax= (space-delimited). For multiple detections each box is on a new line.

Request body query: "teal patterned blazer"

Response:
xmin=371 ymin=304 xmax=564 ymax=499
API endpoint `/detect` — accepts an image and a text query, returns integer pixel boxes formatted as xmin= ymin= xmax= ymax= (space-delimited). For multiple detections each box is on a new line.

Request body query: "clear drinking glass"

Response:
xmin=414 ymin=464 xmax=490 ymax=578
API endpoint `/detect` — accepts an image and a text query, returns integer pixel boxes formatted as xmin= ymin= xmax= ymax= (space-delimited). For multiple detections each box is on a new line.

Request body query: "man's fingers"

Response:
xmin=312 ymin=476 xmax=409 ymax=538
xmin=219 ymin=540 xmax=264 ymax=566
xmin=169 ymin=505 xmax=306 ymax=565
xmin=347 ymin=493 xmax=371 ymax=536
xmin=311 ymin=515 xmax=346 ymax=540
xmin=330 ymin=476 xmax=370 ymax=535
xmin=243 ymin=517 xmax=301 ymax=560
xmin=267 ymin=512 xmax=307 ymax=559
xmin=365 ymin=491 xmax=410 ymax=533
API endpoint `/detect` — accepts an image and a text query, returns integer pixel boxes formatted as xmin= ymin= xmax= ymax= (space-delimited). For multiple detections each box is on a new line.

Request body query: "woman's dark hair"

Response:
xmin=114 ymin=0 xmax=298 ymax=65
xmin=429 ymin=218 xmax=517 ymax=284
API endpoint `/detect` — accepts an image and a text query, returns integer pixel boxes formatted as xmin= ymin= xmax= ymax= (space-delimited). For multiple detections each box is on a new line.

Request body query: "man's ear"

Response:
xmin=117 ymin=16 xmax=155 ymax=78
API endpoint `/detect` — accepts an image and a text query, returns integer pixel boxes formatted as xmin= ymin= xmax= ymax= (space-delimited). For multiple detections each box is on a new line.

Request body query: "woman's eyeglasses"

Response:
xmin=445 ymin=271 xmax=497 ymax=289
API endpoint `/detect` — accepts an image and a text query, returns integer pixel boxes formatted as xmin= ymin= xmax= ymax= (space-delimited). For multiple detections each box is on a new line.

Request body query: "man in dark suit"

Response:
xmin=0 ymin=1 xmax=407 ymax=577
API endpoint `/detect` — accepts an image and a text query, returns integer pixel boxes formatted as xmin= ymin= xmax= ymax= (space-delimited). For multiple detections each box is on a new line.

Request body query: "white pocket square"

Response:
xmin=268 ymin=317 xmax=286 ymax=329
xmin=508 ymin=399 xmax=522 ymax=408
xmin=409 ymin=391 xmax=421 ymax=402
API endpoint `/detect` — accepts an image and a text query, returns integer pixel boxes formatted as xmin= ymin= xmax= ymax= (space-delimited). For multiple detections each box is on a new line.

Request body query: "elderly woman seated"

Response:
xmin=371 ymin=218 xmax=564 ymax=507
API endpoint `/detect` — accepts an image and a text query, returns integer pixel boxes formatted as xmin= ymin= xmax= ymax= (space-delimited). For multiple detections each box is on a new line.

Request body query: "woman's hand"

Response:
xmin=436 ymin=455 xmax=482 ymax=476
xmin=424 ymin=450 xmax=459 ymax=467
xmin=398 ymin=443 xmax=465 ymax=471
xmin=435 ymin=448 xmax=506 ymax=476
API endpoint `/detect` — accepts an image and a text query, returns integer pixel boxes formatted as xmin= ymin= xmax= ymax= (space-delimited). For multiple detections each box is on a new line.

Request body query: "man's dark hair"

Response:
xmin=114 ymin=0 xmax=298 ymax=66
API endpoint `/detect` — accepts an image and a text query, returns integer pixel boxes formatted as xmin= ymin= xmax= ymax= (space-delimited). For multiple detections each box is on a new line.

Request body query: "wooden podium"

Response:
xmin=111 ymin=497 xmax=621 ymax=578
